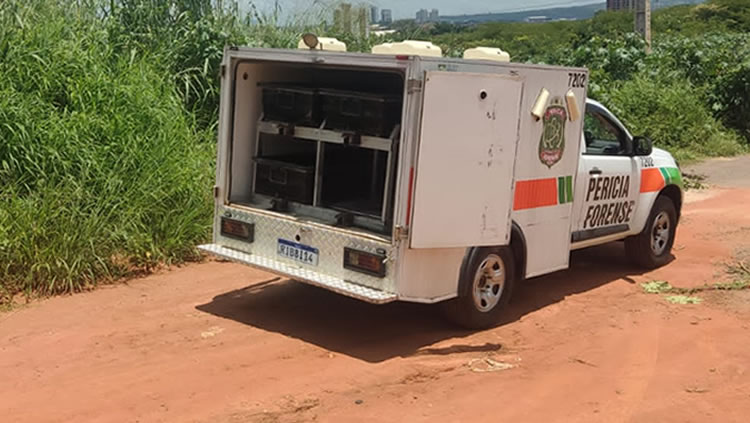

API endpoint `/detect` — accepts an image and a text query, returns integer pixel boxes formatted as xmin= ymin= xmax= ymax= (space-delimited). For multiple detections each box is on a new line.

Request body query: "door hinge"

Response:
xmin=213 ymin=185 xmax=220 ymax=198
xmin=394 ymin=225 xmax=409 ymax=240
xmin=407 ymin=79 xmax=423 ymax=93
xmin=220 ymin=64 xmax=226 ymax=78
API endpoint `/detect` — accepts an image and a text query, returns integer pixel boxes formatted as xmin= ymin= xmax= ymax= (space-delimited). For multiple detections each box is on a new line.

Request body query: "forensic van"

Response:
xmin=199 ymin=39 xmax=683 ymax=329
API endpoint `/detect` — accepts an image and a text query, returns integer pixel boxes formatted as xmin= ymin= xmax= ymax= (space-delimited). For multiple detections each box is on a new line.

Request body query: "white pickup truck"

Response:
xmin=200 ymin=45 xmax=683 ymax=329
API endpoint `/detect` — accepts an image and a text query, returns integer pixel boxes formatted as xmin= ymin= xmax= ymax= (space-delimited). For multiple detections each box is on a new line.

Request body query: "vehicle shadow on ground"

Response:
xmin=196 ymin=242 xmax=657 ymax=363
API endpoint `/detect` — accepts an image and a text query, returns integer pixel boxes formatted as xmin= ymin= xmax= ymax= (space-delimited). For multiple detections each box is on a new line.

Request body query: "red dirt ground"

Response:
xmin=2 ymin=173 xmax=749 ymax=422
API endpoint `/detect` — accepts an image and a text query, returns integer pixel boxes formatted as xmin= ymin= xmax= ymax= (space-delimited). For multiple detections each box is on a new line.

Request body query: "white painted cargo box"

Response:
xmin=199 ymin=46 xmax=588 ymax=328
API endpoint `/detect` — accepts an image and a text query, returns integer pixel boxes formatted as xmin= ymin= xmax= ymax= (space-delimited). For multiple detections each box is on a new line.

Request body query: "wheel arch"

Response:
xmin=458 ymin=221 xmax=527 ymax=285
xmin=659 ymin=184 xmax=683 ymax=223
xmin=510 ymin=221 xmax=527 ymax=282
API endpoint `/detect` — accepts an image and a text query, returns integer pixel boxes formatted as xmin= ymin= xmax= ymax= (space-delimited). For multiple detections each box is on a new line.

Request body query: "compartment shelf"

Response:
xmin=258 ymin=120 xmax=397 ymax=152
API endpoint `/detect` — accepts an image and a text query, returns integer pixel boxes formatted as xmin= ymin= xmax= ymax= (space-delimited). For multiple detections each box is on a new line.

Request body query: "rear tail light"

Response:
xmin=220 ymin=218 xmax=254 ymax=242
xmin=343 ymin=247 xmax=386 ymax=278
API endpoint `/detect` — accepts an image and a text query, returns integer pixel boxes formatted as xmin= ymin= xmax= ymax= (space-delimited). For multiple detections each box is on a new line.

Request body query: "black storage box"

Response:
xmin=254 ymin=156 xmax=315 ymax=205
xmin=261 ymin=84 xmax=319 ymax=126
xmin=319 ymin=89 xmax=402 ymax=137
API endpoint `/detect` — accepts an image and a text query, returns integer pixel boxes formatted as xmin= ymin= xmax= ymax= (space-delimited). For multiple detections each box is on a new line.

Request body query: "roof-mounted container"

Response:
xmin=371 ymin=40 xmax=442 ymax=57
xmin=463 ymin=47 xmax=511 ymax=62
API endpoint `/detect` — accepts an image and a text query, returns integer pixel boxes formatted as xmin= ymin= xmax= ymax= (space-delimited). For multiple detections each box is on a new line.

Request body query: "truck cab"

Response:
xmin=572 ymin=100 xmax=682 ymax=265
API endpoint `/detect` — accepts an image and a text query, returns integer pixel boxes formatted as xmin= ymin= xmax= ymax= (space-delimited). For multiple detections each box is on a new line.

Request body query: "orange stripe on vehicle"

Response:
xmin=640 ymin=168 xmax=666 ymax=193
xmin=514 ymin=178 xmax=558 ymax=210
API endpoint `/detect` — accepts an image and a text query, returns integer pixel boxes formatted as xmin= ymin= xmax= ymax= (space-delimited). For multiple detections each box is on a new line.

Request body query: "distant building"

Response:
xmin=370 ymin=5 xmax=378 ymax=24
xmin=525 ymin=15 xmax=550 ymax=23
xmin=333 ymin=3 xmax=352 ymax=33
xmin=607 ymin=0 xmax=636 ymax=10
xmin=358 ymin=6 xmax=369 ymax=37
xmin=417 ymin=8 xmax=439 ymax=23
xmin=333 ymin=3 xmax=369 ymax=37
xmin=381 ymin=9 xmax=392 ymax=25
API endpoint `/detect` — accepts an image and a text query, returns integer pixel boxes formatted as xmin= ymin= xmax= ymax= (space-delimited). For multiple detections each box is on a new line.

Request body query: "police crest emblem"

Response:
xmin=539 ymin=97 xmax=567 ymax=168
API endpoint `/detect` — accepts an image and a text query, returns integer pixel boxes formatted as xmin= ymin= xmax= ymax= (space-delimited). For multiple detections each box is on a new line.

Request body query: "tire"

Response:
xmin=440 ymin=247 xmax=515 ymax=330
xmin=625 ymin=195 xmax=677 ymax=269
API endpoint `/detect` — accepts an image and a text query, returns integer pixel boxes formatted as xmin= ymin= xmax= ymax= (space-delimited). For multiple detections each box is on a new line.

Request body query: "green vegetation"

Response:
xmin=641 ymin=280 xmax=674 ymax=294
xmin=419 ymin=1 xmax=750 ymax=160
xmin=0 ymin=0 xmax=326 ymax=303
xmin=664 ymin=295 xmax=702 ymax=304
xmin=641 ymin=262 xmax=750 ymax=305
xmin=1 ymin=0 xmax=749 ymax=303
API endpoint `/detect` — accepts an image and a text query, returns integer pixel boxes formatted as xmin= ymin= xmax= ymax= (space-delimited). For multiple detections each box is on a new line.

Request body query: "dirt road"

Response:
xmin=2 ymin=157 xmax=750 ymax=423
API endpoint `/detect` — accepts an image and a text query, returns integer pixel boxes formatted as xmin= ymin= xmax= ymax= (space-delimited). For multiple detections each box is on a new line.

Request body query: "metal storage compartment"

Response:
xmin=228 ymin=61 xmax=404 ymax=236
xmin=320 ymin=144 xmax=390 ymax=218
xmin=254 ymin=156 xmax=315 ymax=205
xmin=260 ymin=84 xmax=319 ymax=126
xmin=319 ymin=89 xmax=402 ymax=137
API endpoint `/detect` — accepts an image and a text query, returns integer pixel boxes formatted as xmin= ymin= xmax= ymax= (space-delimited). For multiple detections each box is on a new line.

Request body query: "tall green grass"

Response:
xmin=0 ymin=0 xmax=346 ymax=303
xmin=0 ymin=1 xmax=215 ymax=301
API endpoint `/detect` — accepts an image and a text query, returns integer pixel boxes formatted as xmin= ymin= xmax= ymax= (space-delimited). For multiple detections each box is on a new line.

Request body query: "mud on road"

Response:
xmin=2 ymin=158 xmax=750 ymax=423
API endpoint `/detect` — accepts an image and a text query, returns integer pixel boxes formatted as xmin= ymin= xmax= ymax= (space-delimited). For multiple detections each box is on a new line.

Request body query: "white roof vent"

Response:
xmin=371 ymin=40 xmax=442 ymax=57
xmin=297 ymin=37 xmax=347 ymax=52
xmin=463 ymin=47 xmax=511 ymax=62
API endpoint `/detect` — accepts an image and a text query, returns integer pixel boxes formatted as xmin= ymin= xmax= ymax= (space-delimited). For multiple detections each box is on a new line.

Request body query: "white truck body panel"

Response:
xmin=505 ymin=66 xmax=586 ymax=277
xmin=410 ymin=72 xmax=523 ymax=249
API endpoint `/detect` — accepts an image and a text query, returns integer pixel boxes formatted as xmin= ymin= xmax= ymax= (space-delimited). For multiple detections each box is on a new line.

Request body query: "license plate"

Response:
xmin=277 ymin=239 xmax=319 ymax=266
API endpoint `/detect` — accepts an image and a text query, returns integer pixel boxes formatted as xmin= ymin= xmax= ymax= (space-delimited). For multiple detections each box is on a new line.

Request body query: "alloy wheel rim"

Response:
xmin=472 ymin=254 xmax=505 ymax=312
xmin=651 ymin=211 xmax=671 ymax=256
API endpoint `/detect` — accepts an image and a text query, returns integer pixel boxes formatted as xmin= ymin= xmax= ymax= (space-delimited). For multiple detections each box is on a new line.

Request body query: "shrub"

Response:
xmin=543 ymin=34 xmax=647 ymax=99
xmin=711 ymin=57 xmax=750 ymax=141
xmin=644 ymin=33 xmax=750 ymax=142
xmin=606 ymin=74 xmax=744 ymax=161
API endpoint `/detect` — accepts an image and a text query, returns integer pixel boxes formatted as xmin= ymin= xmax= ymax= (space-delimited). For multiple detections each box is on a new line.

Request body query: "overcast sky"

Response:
xmin=246 ymin=1 xmax=603 ymax=20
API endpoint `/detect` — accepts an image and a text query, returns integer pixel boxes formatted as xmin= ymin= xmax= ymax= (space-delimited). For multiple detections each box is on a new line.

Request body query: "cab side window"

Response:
xmin=583 ymin=109 xmax=629 ymax=156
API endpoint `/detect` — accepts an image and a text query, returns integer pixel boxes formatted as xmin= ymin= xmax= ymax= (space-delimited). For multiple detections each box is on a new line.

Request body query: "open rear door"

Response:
xmin=410 ymin=72 xmax=523 ymax=249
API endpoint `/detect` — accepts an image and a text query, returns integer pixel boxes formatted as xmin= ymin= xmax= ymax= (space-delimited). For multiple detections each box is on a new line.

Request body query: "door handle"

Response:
xmin=589 ymin=167 xmax=602 ymax=176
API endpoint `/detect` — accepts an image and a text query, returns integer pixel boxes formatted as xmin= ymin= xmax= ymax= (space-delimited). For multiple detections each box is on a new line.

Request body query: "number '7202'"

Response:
xmin=568 ymin=72 xmax=587 ymax=88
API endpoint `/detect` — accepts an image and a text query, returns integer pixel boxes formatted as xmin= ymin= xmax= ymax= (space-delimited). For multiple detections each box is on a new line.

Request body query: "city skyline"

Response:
xmin=246 ymin=0 xmax=604 ymax=20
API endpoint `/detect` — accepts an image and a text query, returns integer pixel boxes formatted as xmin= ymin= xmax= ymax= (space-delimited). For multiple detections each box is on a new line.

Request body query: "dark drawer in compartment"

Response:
xmin=254 ymin=156 xmax=315 ymax=205
xmin=319 ymin=89 xmax=401 ymax=137
xmin=261 ymin=85 xmax=319 ymax=126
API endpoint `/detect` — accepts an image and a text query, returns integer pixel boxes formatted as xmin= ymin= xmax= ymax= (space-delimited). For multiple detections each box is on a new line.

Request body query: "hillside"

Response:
xmin=436 ymin=0 xmax=706 ymax=24
xmin=441 ymin=2 xmax=605 ymax=23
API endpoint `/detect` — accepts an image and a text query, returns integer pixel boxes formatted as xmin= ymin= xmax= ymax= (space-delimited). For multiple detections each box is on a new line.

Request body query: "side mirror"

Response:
xmin=633 ymin=135 xmax=653 ymax=156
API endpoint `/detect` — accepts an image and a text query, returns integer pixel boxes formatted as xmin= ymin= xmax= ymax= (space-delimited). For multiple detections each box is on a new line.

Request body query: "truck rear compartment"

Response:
xmin=227 ymin=61 xmax=404 ymax=238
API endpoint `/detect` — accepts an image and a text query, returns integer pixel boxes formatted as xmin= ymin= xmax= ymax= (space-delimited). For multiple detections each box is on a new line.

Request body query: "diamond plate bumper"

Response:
xmin=199 ymin=243 xmax=398 ymax=304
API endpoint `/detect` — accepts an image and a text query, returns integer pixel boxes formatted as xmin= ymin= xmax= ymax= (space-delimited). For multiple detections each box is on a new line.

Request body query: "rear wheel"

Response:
xmin=440 ymin=247 xmax=515 ymax=330
xmin=625 ymin=196 xmax=677 ymax=269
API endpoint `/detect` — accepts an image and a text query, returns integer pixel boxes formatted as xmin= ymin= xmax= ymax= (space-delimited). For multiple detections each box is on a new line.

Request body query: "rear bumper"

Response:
xmin=199 ymin=243 xmax=398 ymax=304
